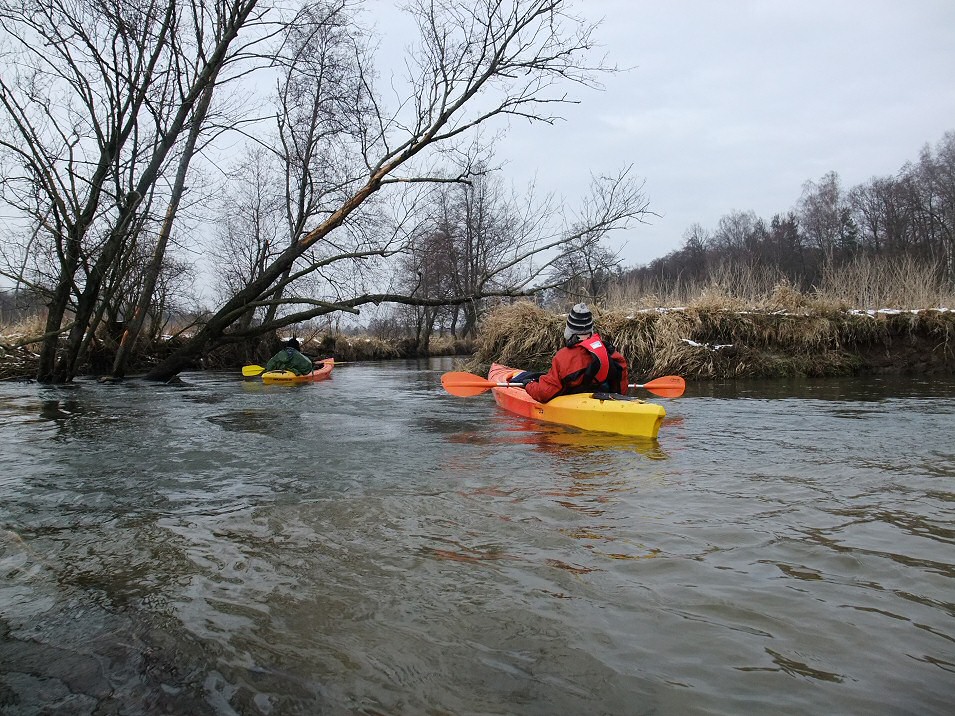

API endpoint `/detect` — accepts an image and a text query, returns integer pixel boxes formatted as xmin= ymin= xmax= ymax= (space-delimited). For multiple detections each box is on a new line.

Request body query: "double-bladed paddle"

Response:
xmin=440 ymin=371 xmax=685 ymax=398
xmin=241 ymin=358 xmax=336 ymax=378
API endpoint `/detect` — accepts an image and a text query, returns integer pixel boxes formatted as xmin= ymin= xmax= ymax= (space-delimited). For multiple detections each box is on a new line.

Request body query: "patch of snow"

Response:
xmin=680 ymin=338 xmax=733 ymax=351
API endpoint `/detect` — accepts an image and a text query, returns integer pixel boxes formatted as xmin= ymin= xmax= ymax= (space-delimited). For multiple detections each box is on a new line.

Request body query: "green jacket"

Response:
xmin=265 ymin=348 xmax=314 ymax=375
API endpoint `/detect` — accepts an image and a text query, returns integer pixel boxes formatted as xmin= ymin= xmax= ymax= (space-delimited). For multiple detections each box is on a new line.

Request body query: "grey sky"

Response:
xmin=434 ymin=0 xmax=955 ymax=267
xmin=4 ymin=1 xmax=951 ymax=291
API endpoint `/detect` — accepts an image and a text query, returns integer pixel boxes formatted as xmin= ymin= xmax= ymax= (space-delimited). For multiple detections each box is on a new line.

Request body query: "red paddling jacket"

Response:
xmin=525 ymin=334 xmax=629 ymax=403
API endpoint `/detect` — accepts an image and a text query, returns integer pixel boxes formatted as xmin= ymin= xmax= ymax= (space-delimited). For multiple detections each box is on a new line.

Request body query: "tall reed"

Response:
xmin=609 ymin=255 xmax=953 ymax=312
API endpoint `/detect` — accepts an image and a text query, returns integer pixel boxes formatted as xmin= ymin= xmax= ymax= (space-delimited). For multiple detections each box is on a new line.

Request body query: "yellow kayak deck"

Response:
xmin=488 ymin=363 xmax=665 ymax=438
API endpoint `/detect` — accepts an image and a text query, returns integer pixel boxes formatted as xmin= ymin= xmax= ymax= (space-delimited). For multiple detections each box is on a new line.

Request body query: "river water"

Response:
xmin=1 ymin=358 xmax=953 ymax=715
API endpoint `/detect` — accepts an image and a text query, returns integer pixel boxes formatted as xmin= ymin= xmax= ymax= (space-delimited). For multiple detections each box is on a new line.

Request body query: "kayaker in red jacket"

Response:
xmin=516 ymin=303 xmax=629 ymax=403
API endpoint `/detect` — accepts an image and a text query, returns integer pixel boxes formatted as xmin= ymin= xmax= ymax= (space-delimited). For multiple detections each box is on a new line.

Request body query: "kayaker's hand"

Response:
xmin=512 ymin=370 xmax=541 ymax=387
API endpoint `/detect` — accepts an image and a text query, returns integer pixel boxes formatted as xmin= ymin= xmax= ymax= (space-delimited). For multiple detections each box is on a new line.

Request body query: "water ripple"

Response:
xmin=1 ymin=368 xmax=953 ymax=714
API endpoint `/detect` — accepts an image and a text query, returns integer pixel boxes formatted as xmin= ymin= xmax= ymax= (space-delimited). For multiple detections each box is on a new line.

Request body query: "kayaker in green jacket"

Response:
xmin=265 ymin=338 xmax=314 ymax=375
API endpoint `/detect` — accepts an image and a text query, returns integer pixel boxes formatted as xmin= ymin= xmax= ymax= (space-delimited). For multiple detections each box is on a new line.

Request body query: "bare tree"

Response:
xmin=402 ymin=211 xmax=456 ymax=350
xmin=0 ymin=0 xmax=278 ymax=381
xmin=914 ymin=132 xmax=955 ymax=286
xmin=209 ymin=147 xmax=285 ymax=320
xmin=110 ymin=81 xmax=221 ymax=378
xmin=142 ymin=0 xmax=650 ymax=381
xmin=710 ymin=210 xmax=760 ymax=256
xmin=253 ymin=0 xmax=377 ymax=325
xmin=797 ymin=171 xmax=846 ymax=258
xmin=549 ymin=241 xmax=622 ymax=304
xmin=404 ymin=161 xmax=527 ymax=344
xmin=1 ymin=0 xmax=651 ymax=381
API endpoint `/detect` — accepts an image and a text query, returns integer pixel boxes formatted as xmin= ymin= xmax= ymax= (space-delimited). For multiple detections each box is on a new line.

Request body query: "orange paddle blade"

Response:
xmin=441 ymin=371 xmax=498 ymax=397
xmin=632 ymin=375 xmax=685 ymax=398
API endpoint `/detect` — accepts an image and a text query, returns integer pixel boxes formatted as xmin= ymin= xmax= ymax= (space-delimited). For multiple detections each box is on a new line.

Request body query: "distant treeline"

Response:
xmin=619 ymin=130 xmax=955 ymax=299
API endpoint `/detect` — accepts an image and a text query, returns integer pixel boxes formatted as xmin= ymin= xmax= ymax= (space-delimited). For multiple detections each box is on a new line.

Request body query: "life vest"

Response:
xmin=579 ymin=334 xmax=611 ymax=383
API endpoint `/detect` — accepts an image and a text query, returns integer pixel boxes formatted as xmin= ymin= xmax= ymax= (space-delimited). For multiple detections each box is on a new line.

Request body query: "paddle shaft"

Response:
xmin=441 ymin=371 xmax=685 ymax=398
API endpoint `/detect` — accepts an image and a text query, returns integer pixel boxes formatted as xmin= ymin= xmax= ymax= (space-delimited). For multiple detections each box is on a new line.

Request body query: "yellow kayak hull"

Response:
xmin=488 ymin=363 xmax=665 ymax=438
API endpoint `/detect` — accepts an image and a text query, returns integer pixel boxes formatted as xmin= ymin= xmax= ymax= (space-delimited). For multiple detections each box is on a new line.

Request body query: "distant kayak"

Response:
xmin=262 ymin=359 xmax=334 ymax=385
xmin=488 ymin=363 xmax=665 ymax=438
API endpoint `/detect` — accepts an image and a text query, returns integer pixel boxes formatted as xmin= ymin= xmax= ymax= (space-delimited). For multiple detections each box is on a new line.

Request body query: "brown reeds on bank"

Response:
xmin=0 ymin=323 xmax=478 ymax=380
xmin=201 ymin=333 xmax=476 ymax=370
xmin=3 ymin=279 xmax=953 ymax=381
xmin=472 ymin=302 xmax=955 ymax=379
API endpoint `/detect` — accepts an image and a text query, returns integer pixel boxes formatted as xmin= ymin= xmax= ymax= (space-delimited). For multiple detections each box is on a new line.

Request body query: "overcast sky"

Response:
xmin=378 ymin=0 xmax=955 ymax=268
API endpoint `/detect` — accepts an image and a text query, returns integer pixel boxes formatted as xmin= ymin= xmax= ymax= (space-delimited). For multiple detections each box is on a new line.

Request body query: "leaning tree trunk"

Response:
xmin=112 ymin=83 xmax=216 ymax=379
xmin=37 ymin=239 xmax=80 ymax=382
xmin=461 ymin=299 xmax=479 ymax=338
xmin=449 ymin=304 xmax=460 ymax=339
xmin=416 ymin=306 xmax=437 ymax=354
xmin=143 ymin=130 xmax=418 ymax=383
xmin=51 ymin=196 xmax=143 ymax=381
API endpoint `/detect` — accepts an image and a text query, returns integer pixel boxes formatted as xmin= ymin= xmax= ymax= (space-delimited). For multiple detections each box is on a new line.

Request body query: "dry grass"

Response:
xmin=814 ymin=255 xmax=953 ymax=309
xmin=594 ymin=255 xmax=955 ymax=378
xmin=474 ymin=301 xmax=564 ymax=368
xmin=609 ymin=256 xmax=954 ymax=312
xmin=0 ymin=313 xmax=47 ymax=348
xmin=6 ymin=256 xmax=954 ymax=381
xmin=0 ymin=313 xmax=46 ymax=380
xmin=472 ymin=301 xmax=955 ymax=380
xmin=607 ymin=262 xmax=788 ymax=311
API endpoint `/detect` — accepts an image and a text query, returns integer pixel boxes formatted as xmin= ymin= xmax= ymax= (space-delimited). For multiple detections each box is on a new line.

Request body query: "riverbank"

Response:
xmin=0 ymin=330 xmax=477 ymax=381
xmin=470 ymin=302 xmax=955 ymax=379
xmin=3 ymin=303 xmax=953 ymax=381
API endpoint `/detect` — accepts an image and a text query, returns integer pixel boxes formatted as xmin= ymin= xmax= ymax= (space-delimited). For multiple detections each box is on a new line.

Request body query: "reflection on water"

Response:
xmin=1 ymin=364 xmax=954 ymax=715
xmin=444 ymin=414 xmax=669 ymax=459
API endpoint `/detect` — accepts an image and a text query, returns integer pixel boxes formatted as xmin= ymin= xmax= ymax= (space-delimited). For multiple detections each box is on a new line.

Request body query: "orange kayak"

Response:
xmin=488 ymin=363 xmax=665 ymax=438
xmin=261 ymin=359 xmax=334 ymax=385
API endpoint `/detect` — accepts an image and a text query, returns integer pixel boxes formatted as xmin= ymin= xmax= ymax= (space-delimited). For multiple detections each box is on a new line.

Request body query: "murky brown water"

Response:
xmin=1 ymin=359 xmax=953 ymax=714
